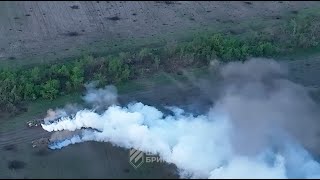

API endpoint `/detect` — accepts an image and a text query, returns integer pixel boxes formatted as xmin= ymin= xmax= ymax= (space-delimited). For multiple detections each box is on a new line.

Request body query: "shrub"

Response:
xmin=40 ymin=79 xmax=60 ymax=100
xmin=138 ymin=48 xmax=153 ymax=61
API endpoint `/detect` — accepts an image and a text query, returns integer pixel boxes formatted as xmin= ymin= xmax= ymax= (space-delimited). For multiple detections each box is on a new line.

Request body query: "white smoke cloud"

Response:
xmin=43 ymin=104 xmax=80 ymax=124
xmin=41 ymin=58 xmax=320 ymax=178
xmin=83 ymin=82 xmax=118 ymax=111
xmin=49 ymin=129 xmax=83 ymax=142
xmin=41 ymin=102 xmax=320 ymax=178
xmin=48 ymin=129 xmax=97 ymax=150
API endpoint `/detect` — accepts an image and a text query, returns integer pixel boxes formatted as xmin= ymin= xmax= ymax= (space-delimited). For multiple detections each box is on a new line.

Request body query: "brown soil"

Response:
xmin=0 ymin=1 xmax=319 ymax=66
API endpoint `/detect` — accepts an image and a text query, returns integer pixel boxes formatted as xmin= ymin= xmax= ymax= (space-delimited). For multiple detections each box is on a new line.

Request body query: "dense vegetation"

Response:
xmin=1 ymin=12 xmax=320 ymax=115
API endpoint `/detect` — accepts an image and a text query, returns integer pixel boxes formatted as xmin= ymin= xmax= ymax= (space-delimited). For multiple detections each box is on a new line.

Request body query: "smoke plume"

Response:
xmin=217 ymin=58 xmax=320 ymax=156
xmin=82 ymin=82 xmax=118 ymax=111
xmin=41 ymin=58 xmax=320 ymax=178
xmin=43 ymin=104 xmax=80 ymax=124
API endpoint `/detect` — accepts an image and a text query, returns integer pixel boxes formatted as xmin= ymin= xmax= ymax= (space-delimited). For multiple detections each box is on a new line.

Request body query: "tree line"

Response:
xmin=1 ymin=18 xmax=318 ymax=115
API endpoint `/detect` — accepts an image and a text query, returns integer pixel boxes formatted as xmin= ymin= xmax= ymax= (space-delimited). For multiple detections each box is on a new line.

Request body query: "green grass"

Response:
xmin=277 ymin=44 xmax=320 ymax=61
xmin=0 ymin=65 xmax=212 ymax=132
xmin=117 ymin=80 xmax=148 ymax=94
xmin=1 ymin=42 xmax=320 ymax=133
xmin=0 ymin=92 xmax=82 ymax=132
xmin=2 ymin=6 xmax=320 ymax=132
xmin=150 ymin=72 xmax=174 ymax=84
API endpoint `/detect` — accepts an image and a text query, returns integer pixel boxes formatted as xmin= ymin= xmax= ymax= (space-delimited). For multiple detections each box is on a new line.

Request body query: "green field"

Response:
xmin=0 ymin=64 xmax=212 ymax=132
xmin=0 ymin=44 xmax=316 ymax=133
xmin=1 ymin=7 xmax=320 ymax=132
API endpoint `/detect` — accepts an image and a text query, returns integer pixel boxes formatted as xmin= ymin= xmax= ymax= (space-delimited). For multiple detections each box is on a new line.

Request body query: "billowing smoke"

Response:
xmin=43 ymin=83 xmax=117 ymax=124
xmin=49 ymin=129 xmax=83 ymax=142
xmin=43 ymin=104 xmax=80 ymax=124
xmin=217 ymin=58 xmax=320 ymax=156
xmin=41 ymin=58 xmax=320 ymax=178
xmin=83 ymin=82 xmax=118 ymax=111
xmin=48 ymin=129 xmax=96 ymax=150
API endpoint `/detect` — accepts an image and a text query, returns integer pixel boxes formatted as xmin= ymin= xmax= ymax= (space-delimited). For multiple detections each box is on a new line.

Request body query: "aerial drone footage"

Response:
xmin=1 ymin=1 xmax=320 ymax=179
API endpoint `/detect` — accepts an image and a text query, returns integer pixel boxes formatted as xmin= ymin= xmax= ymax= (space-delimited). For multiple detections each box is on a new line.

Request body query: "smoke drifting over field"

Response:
xmin=43 ymin=104 xmax=80 ymax=124
xmin=83 ymin=83 xmax=118 ymax=110
xmin=41 ymin=58 xmax=320 ymax=178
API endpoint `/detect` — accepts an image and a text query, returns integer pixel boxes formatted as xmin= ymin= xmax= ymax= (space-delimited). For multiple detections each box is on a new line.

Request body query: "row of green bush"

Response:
xmin=0 ymin=33 xmax=278 ymax=114
xmin=2 ymin=13 xmax=320 ymax=115
xmin=0 ymin=55 xmax=130 ymax=114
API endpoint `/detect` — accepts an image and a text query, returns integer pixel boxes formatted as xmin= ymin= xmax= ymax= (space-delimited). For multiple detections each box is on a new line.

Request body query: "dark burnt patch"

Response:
xmin=3 ymin=144 xmax=17 ymax=151
xmin=70 ymin=5 xmax=79 ymax=9
xmin=65 ymin=31 xmax=80 ymax=37
xmin=272 ymin=16 xmax=282 ymax=20
xmin=7 ymin=160 xmax=26 ymax=170
xmin=155 ymin=1 xmax=176 ymax=5
xmin=164 ymin=1 xmax=175 ymax=5
xmin=107 ymin=16 xmax=121 ymax=21
xmin=123 ymin=168 xmax=130 ymax=173
xmin=33 ymin=148 xmax=51 ymax=156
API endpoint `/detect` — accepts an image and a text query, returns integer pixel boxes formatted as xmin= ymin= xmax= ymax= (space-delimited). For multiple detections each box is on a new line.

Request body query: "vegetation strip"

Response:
xmin=0 ymin=12 xmax=320 ymax=116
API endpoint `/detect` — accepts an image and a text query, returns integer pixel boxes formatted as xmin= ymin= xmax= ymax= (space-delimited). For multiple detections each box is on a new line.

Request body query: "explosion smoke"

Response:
xmin=83 ymin=82 xmax=118 ymax=111
xmin=43 ymin=104 xmax=80 ymax=124
xmin=41 ymin=58 xmax=320 ymax=178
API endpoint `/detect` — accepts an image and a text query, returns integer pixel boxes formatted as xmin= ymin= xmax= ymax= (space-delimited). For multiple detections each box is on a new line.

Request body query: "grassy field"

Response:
xmin=2 ymin=7 xmax=320 ymax=180
xmin=2 ymin=45 xmax=320 ymax=178
xmin=0 ymin=66 xmax=207 ymax=132
xmin=0 ymin=93 xmax=81 ymax=131
xmin=0 ymin=43 xmax=314 ymax=134
xmin=2 ymin=6 xmax=320 ymax=132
